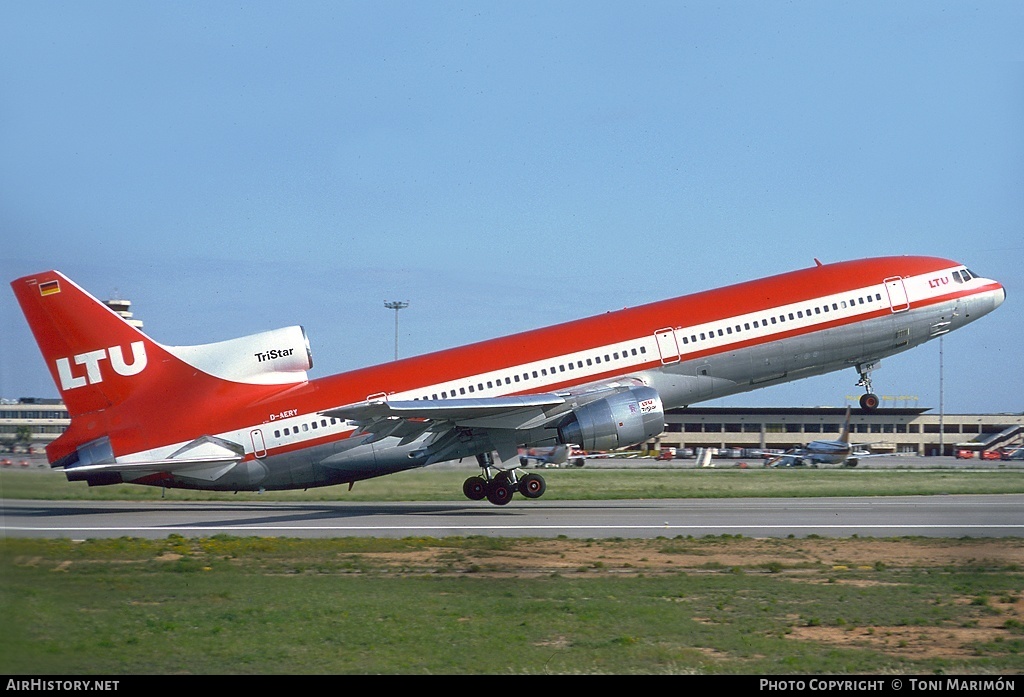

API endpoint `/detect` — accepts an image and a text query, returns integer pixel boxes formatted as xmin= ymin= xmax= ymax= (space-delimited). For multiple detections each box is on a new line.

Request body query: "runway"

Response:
xmin=4 ymin=494 xmax=1022 ymax=539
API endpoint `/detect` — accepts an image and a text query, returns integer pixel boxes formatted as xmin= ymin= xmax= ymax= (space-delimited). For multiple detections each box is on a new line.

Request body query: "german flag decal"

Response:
xmin=39 ymin=279 xmax=61 ymax=296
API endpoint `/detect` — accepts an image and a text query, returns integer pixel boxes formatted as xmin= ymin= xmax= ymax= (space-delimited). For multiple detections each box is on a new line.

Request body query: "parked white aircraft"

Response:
xmin=764 ymin=407 xmax=879 ymax=467
xmin=518 ymin=445 xmax=586 ymax=468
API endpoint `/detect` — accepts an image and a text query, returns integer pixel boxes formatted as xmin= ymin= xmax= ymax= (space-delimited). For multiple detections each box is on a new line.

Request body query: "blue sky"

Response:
xmin=2 ymin=1 xmax=1021 ymax=414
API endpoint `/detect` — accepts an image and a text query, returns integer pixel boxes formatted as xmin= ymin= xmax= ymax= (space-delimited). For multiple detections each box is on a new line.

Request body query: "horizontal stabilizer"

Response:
xmin=64 ymin=456 xmax=242 ymax=475
xmin=64 ymin=435 xmax=246 ymax=480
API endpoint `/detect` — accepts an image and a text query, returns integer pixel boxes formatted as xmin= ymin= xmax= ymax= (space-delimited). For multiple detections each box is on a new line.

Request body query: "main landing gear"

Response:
xmin=463 ymin=452 xmax=547 ymax=506
xmin=855 ymin=361 xmax=880 ymax=412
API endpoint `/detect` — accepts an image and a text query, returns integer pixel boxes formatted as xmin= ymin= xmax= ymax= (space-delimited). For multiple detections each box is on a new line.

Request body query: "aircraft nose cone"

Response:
xmin=995 ymin=283 xmax=1006 ymax=308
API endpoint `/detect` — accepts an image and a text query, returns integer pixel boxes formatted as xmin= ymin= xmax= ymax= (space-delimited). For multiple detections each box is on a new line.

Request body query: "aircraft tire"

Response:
xmin=860 ymin=393 xmax=880 ymax=411
xmin=463 ymin=476 xmax=487 ymax=501
xmin=518 ymin=473 xmax=546 ymax=499
xmin=493 ymin=470 xmax=514 ymax=487
xmin=486 ymin=481 xmax=514 ymax=506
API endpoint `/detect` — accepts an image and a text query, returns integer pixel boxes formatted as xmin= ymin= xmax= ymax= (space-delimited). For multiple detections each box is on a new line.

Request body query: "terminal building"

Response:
xmin=2 ymin=400 xmax=1021 ymax=459
xmin=0 ymin=398 xmax=70 ymax=454
xmin=656 ymin=406 xmax=1024 ymax=457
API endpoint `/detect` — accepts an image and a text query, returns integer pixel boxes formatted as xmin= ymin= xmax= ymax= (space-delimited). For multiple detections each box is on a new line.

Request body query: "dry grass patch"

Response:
xmin=345 ymin=537 xmax=1024 ymax=577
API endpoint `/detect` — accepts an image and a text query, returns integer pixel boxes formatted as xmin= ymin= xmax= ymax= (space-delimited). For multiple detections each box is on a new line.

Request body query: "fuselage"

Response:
xmin=24 ymin=255 xmax=1005 ymax=492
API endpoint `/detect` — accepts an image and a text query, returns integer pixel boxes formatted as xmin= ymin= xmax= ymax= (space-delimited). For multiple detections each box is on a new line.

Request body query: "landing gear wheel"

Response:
xmin=486 ymin=481 xmax=514 ymax=506
xmin=518 ymin=472 xmax=546 ymax=499
xmin=463 ymin=476 xmax=487 ymax=501
xmin=860 ymin=393 xmax=880 ymax=411
xmin=855 ymin=362 xmax=880 ymax=412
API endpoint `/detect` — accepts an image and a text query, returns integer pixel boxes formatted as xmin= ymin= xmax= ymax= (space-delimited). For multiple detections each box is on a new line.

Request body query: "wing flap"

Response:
xmin=320 ymin=382 xmax=650 ymax=468
xmin=322 ymin=393 xmax=567 ymax=425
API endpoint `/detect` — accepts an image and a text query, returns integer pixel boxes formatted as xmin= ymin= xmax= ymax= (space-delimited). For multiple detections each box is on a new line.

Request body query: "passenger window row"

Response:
xmin=414 ymin=345 xmax=649 ymax=401
xmin=274 ymin=417 xmax=340 ymax=439
xmin=411 ymin=287 xmax=887 ymax=400
xmin=679 ymin=292 xmax=883 ymax=346
xmin=269 ymin=285 xmax=900 ymax=445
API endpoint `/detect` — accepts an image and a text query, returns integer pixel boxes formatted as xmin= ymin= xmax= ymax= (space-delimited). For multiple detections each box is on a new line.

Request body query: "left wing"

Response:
xmin=322 ymin=393 xmax=569 ymax=464
xmin=321 ymin=380 xmax=649 ymax=466
xmin=323 ymin=393 xmax=567 ymax=429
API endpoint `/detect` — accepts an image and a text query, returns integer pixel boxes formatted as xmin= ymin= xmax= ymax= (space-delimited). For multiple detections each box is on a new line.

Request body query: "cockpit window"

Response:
xmin=965 ymin=268 xmax=977 ymax=280
xmin=952 ymin=270 xmax=963 ymax=283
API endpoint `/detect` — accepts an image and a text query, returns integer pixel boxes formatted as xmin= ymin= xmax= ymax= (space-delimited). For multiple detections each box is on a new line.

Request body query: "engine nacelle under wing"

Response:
xmin=162 ymin=326 xmax=313 ymax=385
xmin=556 ymin=386 xmax=665 ymax=451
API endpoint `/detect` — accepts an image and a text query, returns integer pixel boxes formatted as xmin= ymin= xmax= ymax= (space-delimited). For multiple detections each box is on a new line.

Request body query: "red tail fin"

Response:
xmin=13 ymin=271 xmax=311 ymax=466
xmin=11 ymin=271 xmax=170 ymax=418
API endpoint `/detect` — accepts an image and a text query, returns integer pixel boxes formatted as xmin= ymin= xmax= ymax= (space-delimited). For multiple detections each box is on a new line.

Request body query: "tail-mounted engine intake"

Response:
xmin=556 ymin=386 xmax=665 ymax=451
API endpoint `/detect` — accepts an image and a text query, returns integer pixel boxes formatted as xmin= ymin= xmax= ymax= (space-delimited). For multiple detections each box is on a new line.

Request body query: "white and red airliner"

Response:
xmin=11 ymin=256 xmax=1005 ymax=504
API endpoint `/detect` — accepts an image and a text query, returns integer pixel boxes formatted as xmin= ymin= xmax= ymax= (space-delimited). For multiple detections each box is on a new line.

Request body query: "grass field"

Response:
xmin=3 ymin=466 xmax=1023 ymax=675
xmin=3 ymin=535 xmax=1023 ymax=675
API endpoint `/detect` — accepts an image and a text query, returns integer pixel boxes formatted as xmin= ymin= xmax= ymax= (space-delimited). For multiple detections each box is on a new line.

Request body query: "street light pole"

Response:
xmin=939 ymin=336 xmax=944 ymax=456
xmin=384 ymin=300 xmax=409 ymax=361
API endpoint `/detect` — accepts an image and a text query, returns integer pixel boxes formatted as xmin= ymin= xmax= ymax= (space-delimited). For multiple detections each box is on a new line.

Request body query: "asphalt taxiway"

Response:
xmin=4 ymin=494 xmax=1022 ymax=540
xmin=3 ymin=454 xmax=1021 ymax=539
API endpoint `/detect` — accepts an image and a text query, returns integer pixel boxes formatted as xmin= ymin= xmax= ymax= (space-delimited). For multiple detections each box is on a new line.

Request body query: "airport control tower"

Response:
xmin=103 ymin=296 xmax=143 ymax=329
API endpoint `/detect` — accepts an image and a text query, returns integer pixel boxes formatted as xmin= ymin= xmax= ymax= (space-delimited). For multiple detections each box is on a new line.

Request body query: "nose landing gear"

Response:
xmin=463 ymin=452 xmax=547 ymax=505
xmin=856 ymin=361 xmax=880 ymax=411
